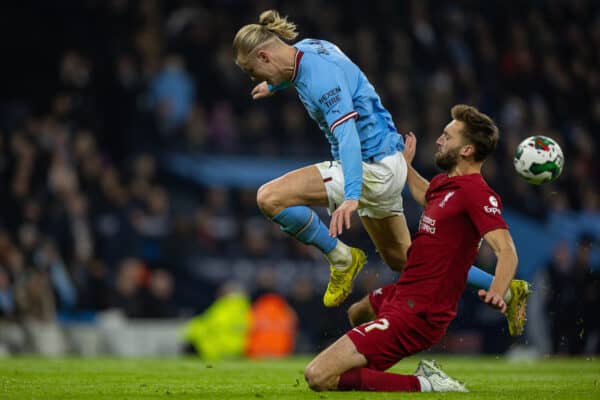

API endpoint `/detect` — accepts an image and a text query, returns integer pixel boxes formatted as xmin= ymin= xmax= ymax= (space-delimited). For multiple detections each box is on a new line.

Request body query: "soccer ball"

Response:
xmin=513 ymin=136 xmax=564 ymax=185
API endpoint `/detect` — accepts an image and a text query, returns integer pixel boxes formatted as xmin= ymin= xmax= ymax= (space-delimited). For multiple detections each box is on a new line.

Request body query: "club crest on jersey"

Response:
xmin=438 ymin=191 xmax=455 ymax=208
xmin=484 ymin=195 xmax=501 ymax=215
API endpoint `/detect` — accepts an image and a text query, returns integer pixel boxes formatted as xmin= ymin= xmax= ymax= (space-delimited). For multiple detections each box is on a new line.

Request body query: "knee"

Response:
xmin=347 ymin=302 xmax=365 ymax=327
xmin=347 ymin=299 xmax=375 ymax=327
xmin=304 ymin=364 xmax=333 ymax=392
xmin=256 ymin=183 xmax=283 ymax=216
xmin=378 ymin=248 xmax=407 ymax=272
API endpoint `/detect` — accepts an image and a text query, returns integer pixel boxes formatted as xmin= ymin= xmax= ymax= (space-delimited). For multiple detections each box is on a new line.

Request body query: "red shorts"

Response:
xmin=346 ymin=284 xmax=446 ymax=371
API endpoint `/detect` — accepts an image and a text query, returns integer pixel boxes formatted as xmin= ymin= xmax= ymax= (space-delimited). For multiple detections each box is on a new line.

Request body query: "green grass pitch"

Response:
xmin=0 ymin=356 xmax=598 ymax=399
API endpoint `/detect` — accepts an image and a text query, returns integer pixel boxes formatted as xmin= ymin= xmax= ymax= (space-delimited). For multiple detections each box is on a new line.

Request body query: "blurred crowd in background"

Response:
xmin=0 ymin=0 xmax=599 ymax=356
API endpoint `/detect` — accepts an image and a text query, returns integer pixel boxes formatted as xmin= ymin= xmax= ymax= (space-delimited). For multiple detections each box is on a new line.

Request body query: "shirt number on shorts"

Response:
xmin=364 ymin=318 xmax=390 ymax=332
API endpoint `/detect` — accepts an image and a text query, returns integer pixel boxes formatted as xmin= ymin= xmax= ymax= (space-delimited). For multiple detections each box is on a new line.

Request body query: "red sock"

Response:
xmin=338 ymin=368 xmax=421 ymax=392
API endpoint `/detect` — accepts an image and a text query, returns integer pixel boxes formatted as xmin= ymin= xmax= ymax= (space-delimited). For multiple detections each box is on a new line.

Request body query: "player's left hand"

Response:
xmin=478 ymin=289 xmax=507 ymax=314
xmin=329 ymin=199 xmax=358 ymax=237
xmin=251 ymin=81 xmax=273 ymax=100
xmin=403 ymin=131 xmax=417 ymax=165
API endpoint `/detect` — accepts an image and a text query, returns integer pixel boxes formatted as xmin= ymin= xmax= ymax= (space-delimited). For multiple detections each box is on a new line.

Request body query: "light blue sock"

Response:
xmin=272 ymin=206 xmax=337 ymax=254
xmin=467 ymin=266 xmax=494 ymax=290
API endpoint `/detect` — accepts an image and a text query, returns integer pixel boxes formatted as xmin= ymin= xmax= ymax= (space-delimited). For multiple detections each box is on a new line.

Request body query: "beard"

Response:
xmin=434 ymin=147 xmax=460 ymax=171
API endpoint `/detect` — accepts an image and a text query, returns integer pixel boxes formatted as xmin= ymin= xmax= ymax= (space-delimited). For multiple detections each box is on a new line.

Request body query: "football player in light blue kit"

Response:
xmin=233 ymin=10 xmax=529 ymax=334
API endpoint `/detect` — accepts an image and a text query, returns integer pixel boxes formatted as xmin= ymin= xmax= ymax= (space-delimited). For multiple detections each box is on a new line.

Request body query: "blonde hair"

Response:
xmin=233 ymin=10 xmax=298 ymax=59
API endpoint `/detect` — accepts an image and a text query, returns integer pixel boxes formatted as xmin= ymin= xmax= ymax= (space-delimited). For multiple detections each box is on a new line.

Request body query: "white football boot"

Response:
xmin=414 ymin=360 xmax=468 ymax=392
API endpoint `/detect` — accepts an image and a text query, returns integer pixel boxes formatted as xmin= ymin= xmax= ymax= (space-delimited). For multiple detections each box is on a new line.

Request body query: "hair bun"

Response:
xmin=258 ymin=10 xmax=277 ymax=27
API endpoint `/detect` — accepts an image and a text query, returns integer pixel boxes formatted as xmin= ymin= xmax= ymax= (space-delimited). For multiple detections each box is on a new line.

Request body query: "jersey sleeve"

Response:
xmin=463 ymin=186 xmax=508 ymax=236
xmin=305 ymin=61 xmax=362 ymax=200
xmin=333 ymin=120 xmax=362 ymax=200
xmin=267 ymin=81 xmax=291 ymax=92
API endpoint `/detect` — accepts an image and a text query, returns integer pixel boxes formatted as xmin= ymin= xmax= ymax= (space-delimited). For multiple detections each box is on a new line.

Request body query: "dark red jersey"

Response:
xmin=388 ymin=173 xmax=508 ymax=326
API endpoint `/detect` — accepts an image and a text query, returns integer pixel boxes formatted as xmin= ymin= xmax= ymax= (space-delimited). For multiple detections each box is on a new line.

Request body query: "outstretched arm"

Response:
xmin=403 ymin=132 xmax=429 ymax=207
xmin=251 ymin=81 xmax=291 ymax=100
xmin=329 ymin=117 xmax=361 ymax=237
xmin=478 ymin=228 xmax=518 ymax=313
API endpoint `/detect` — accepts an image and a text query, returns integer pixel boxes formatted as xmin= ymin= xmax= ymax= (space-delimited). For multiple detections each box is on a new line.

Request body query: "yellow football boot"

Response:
xmin=323 ymin=247 xmax=367 ymax=307
xmin=505 ymin=279 xmax=532 ymax=337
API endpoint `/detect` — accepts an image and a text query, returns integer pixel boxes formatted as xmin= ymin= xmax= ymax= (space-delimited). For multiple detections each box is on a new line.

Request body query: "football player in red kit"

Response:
xmin=303 ymin=105 xmax=517 ymax=393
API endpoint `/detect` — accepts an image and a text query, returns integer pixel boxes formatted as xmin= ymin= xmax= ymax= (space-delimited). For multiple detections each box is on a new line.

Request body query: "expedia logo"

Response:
xmin=484 ymin=206 xmax=501 ymax=215
xmin=484 ymin=195 xmax=501 ymax=214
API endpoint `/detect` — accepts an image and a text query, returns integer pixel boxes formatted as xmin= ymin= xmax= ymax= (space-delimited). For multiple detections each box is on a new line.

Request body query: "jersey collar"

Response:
xmin=291 ymin=48 xmax=304 ymax=83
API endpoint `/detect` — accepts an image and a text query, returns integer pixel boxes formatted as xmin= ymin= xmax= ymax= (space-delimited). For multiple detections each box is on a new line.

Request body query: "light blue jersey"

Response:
xmin=274 ymin=39 xmax=404 ymax=200
xmin=293 ymin=39 xmax=404 ymax=160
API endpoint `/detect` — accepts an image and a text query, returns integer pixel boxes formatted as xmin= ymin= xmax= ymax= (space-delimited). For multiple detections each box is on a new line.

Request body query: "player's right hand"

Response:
xmin=251 ymin=81 xmax=273 ymax=100
xmin=403 ymin=132 xmax=417 ymax=165
xmin=478 ymin=289 xmax=507 ymax=314
xmin=329 ymin=199 xmax=358 ymax=237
